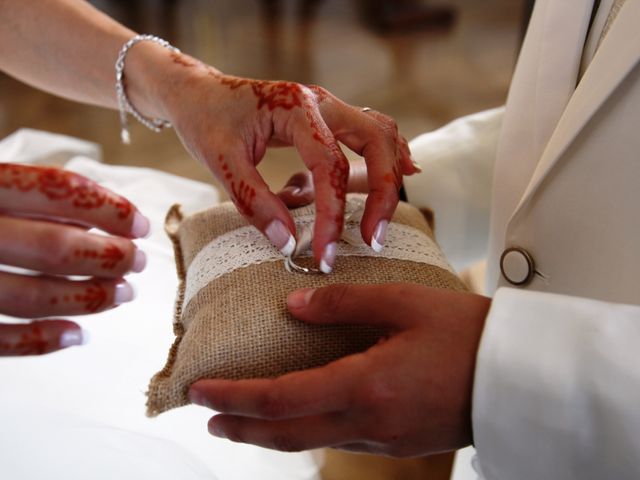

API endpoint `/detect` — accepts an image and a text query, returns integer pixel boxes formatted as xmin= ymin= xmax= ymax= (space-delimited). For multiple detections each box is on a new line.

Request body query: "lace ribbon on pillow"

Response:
xmin=183 ymin=204 xmax=455 ymax=307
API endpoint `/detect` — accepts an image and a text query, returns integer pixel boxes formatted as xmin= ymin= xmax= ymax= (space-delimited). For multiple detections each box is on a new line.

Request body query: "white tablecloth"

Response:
xmin=0 ymin=129 xmax=321 ymax=480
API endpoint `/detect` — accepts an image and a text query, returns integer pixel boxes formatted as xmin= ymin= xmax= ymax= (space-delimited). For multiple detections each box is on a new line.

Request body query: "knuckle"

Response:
xmin=380 ymin=123 xmax=398 ymax=140
xmin=378 ymin=114 xmax=398 ymax=130
xmin=37 ymin=230 xmax=74 ymax=270
xmin=307 ymin=84 xmax=328 ymax=97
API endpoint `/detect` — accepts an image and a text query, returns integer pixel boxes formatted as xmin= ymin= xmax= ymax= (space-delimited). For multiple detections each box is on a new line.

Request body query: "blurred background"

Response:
xmin=0 ymin=0 xmax=529 ymax=200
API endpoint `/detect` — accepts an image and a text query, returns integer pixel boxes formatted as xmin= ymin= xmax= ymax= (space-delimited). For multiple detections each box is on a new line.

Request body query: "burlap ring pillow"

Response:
xmin=147 ymin=194 xmax=466 ymax=416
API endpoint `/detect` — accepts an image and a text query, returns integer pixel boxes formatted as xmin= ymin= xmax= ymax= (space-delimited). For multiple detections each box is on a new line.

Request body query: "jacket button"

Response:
xmin=500 ymin=247 xmax=535 ymax=286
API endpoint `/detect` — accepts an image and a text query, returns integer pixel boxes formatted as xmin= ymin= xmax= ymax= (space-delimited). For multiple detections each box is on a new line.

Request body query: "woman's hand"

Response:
xmin=131 ymin=48 xmax=419 ymax=272
xmin=189 ymin=284 xmax=490 ymax=457
xmin=0 ymin=163 xmax=148 ymax=356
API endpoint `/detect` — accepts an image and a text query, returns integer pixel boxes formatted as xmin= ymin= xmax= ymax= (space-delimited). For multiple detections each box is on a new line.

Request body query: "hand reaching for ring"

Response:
xmin=0 ymin=163 xmax=149 ymax=356
xmin=151 ymin=51 xmax=419 ymax=271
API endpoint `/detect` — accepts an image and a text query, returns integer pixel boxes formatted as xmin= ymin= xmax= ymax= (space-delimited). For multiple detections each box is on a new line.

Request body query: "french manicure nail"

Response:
xmin=131 ymin=212 xmax=151 ymax=239
xmin=265 ymin=220 xmax=296 ymax=257
xmin=371 ymin=220 xmax=389 ymax=253
xmin=59 ymin=328 xmax=88 ymax=348
xmin=131 ymin=249 xmax=147 ymax=273
xmin=412 ymin=161 xmax=423 ymax=173
xmin=320 ymin=242 xmax=337 ymax=274
xmin=114 ymin=281 xmax=136 ymax=305
xmin=288 ymin=288 xmax=316 ymax=309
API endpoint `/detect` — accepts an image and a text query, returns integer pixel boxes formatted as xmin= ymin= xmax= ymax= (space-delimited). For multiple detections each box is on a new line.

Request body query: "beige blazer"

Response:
xmin=408 ymin=0 xmax=640 ymax=478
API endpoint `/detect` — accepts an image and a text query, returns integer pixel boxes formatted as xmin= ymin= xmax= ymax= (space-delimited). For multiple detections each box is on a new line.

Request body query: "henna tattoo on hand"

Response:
xmin=48 ymin=282 xmax=107 ymax=313
xmin=0 ymin=164 xmax=132 ymax=219
xmin=170 ymin=51 xmax=200 ymax=68
xmin=74 ymin=244 xmax=125 ymax=270
xmin=0 ymin=324 xmax=48 ymax=355
xmin=75 ymin=283 xmax=107 ymax=313
xmin=218 ymin=155 xmax=256 ymax=217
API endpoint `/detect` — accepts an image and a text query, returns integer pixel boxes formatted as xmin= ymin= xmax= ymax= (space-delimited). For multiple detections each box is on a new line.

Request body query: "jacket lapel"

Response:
xmin=510 ymin=0 xmax=640 ymax=218
xmin=489 ymin=0 xmax=594 ymax=261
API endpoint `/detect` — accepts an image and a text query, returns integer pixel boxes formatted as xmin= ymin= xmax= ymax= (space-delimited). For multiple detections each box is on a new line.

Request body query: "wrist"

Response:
xmin=122 ymin=41 xmax=220 ymax=123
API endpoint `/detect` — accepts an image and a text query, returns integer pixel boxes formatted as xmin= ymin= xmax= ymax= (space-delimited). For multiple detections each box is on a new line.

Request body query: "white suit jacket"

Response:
xmin=406 ymin=0 xmax=640 ymax=478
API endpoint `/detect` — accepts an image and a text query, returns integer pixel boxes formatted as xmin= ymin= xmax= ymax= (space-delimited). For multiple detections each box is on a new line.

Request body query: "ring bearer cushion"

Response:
xmin=147 ymin=194 xmax=466 ymax=416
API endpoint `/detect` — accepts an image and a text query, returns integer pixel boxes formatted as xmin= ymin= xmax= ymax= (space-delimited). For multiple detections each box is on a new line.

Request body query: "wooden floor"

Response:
xmin=0 ymin=1 xmax=523 ymax=478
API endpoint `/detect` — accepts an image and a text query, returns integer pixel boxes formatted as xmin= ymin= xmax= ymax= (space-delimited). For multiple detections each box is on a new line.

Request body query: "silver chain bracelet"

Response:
xmin=115 ymin=34 xmax=181 ymax=144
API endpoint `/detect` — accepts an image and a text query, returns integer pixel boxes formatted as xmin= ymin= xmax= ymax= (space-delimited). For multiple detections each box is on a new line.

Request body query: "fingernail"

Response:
xmin=188 ymin=387 xmax=209 ymax=408
xmin=209 ymin=420 xmax=228 ymax=439
xmin=371 ymin=220 xmax=389 ymax=253
xmin=265 ymin=220 xmax=296 ymax=257
xmin=412 ymin=161 xmax=422 ymax=173
xmin=282 ymin=185 xmax=302 ymax=196
xmin=320 ymin=242 xmax=337 ymax=274
xmin=287 ymin=288 xmax=316 ymax=309
xmin=59 ymin=328 xmax=88 ymax=348
xmin=131 ymin=249 xmax=147 ymax=273
xmin=131 ymin=212 xmax=151 ymax=239
xmin=114 ymin=281 xmax=136 ymax=305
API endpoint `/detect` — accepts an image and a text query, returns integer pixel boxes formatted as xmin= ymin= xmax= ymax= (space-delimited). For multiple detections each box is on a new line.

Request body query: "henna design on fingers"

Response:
xmin=307 ymin=85 xmax=329 ymax=104
xmin=48 ymin=282 xmax=107 ymax=313
xmin=74 ymin=244 xmax=125 ymax=270
xmin=75 ymin=283 xmax=108 ymax=313
xmin=0 ymin=164 xmax=133 ymax=219
xmin=218 ymin=155 xmax=256 ymax=217
xmin=231 ymin=180 xmax=257 ymax=217
xmin=382 ymin=160 xmax=403 ymax=191
xmin=0 ymin=324 xmax=48 ymax=355
xmin=329 ymin=157 xmax=349 ymax=199
xmin=210 ymin=74 xmax=337 ymax=154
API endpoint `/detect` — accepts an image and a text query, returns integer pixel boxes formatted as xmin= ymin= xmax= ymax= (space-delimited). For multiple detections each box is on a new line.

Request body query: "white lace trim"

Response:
xmin=183 ymin=213 xmax=455 ymax=306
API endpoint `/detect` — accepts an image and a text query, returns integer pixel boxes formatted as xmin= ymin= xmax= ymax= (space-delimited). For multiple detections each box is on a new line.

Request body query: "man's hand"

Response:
xmin=189 ymin=284 xmax=490 ymax=457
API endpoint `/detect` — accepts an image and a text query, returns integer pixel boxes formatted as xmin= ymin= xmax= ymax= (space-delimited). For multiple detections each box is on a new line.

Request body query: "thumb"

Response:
xmin=276 ymin=171 xmax=315 ymax=208
xmin=286 ymin=283 xmax=419 ymax=329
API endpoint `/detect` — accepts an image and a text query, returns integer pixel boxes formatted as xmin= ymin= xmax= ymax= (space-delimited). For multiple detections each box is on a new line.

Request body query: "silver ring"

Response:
xmin=361 ymin=107 xmax=372 ymax=113
xmin=284 ymin=256 xmax=322 ymax=275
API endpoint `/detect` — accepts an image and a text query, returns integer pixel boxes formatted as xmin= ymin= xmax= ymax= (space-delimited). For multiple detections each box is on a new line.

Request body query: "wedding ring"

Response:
xmin=284 ymin=256 xmax=322 ymax=275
